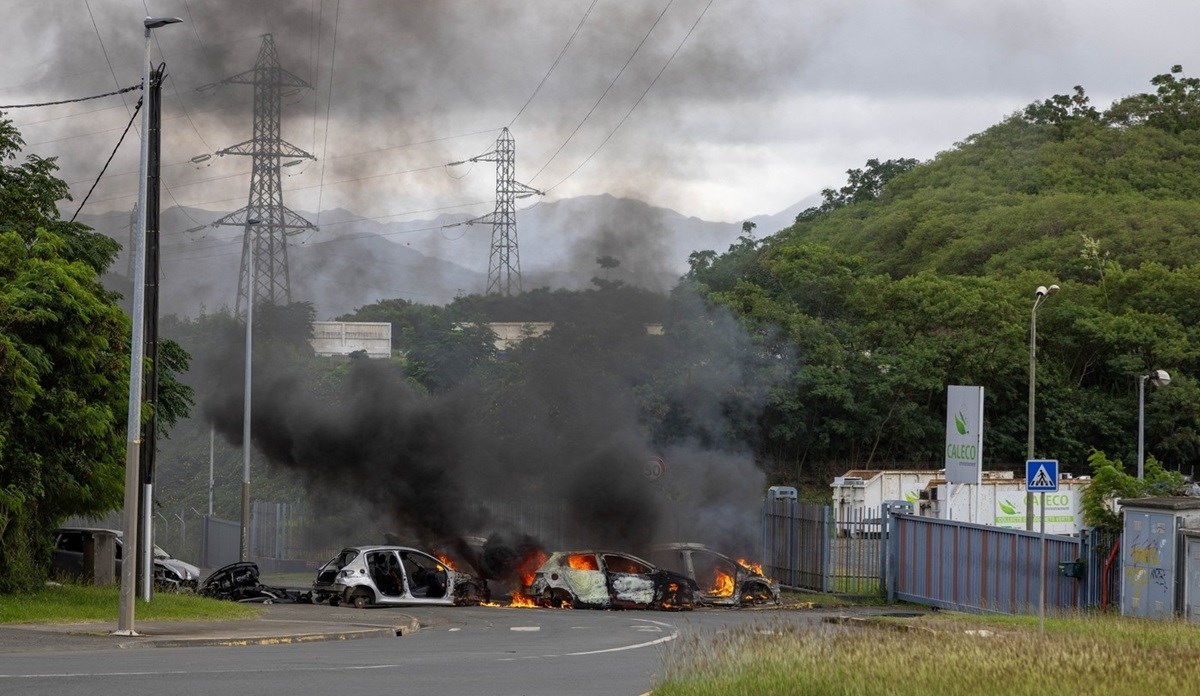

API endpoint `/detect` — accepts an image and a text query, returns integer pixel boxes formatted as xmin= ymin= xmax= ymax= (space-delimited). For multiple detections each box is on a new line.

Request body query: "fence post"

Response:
xmin=822 ymin=505 xmax=832 ymax=593
xmin=881 ymin=505 xmax=891 ymax=602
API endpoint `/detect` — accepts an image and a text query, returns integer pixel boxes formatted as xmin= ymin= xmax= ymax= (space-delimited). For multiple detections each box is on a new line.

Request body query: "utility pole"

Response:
xmin=137 ymin=63 xmax=166 ymax=602
xmin=210 ymin=34 xmax=316 ymax=317
xmin=453 ymin=128 xmax=542 ymax=296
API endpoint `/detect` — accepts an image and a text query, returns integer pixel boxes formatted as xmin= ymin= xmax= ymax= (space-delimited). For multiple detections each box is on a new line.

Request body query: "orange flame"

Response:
xmin=436 ymin=554 xmax=458 ymax=571
xmin=518 ymin=550 xmax=549 ymax=587
xmin=566 ymin=553 xmax=599 ymax=571
xmin=709 ymin=570 xmax=735 ymax=596
xmin=509 ymin=591 xmax=538 ymax=608
xmin=737 ymin=558 xmax=764 ymax=575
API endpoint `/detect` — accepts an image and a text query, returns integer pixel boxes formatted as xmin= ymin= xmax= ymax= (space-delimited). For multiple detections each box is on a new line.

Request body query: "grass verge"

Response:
xmin=0 ymin=583 xmax=263 ymax=624
xmin=654 ymin=612 xmax=1200 ymax=695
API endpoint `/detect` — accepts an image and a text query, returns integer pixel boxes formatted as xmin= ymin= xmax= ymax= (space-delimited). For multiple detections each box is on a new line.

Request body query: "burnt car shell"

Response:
xmin=199 ymin=561 xmax=306 ymax=603
xmin=649 ymin=542 xmax=780 ymax=606
xmin=321 ymin=545 xmax=488 ymax=608
xmin=528 ymin=550 xmax=697 ymax=610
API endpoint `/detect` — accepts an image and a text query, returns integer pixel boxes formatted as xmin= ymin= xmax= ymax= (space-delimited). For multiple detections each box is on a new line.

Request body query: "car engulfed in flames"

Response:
xmin=526 ymin=550 xmax=698 ymax=610
xmin=649 ymin=542 xmax=780 ymax=607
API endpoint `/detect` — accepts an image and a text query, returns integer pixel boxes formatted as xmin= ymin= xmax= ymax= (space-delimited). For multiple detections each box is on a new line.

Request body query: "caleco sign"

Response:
xmin=945 ymin=385 xmax=983 ymax=485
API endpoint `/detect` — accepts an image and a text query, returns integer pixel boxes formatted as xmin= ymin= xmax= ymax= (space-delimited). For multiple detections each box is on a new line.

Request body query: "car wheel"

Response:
xmin=456 ymin=583 xmax=484 ymax=606
xmin=329 ymin=596 xmax=341 ymax=607
xmin=740 ymin=583 xmax=775 ymax=606
xmin=352 ymin=592 xmax=371 ymax=609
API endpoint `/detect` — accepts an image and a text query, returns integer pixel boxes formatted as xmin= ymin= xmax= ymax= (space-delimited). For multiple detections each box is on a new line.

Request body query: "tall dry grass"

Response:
xmin=655 ymin=614 xmax=1200 ymax=695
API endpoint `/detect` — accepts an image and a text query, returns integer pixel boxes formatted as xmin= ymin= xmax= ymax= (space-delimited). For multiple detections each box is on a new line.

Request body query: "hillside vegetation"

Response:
xmin=687 ymin=67 xmax=1200 ymax=480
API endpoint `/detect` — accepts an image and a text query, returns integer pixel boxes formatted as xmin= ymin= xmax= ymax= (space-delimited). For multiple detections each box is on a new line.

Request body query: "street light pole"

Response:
xmin=241 ymin=219 xmax=261 ymax=562
xmin=117 ymin=15 xmax=181 ymax=637
xmin=1138 ymin=369 xmax=1171 ymax=480
xmin=1026 ymin=284 xmax=1058 ymax=531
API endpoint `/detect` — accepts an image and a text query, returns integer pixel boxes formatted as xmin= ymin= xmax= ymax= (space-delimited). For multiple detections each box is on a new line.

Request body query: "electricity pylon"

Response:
xmin=211 ymin=34 xmax=316 ymax=316
xmin=455 ymin=128 xmax=542 ymax=296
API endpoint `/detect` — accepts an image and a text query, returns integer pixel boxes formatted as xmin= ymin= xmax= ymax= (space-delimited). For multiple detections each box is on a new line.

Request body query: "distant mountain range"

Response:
xmin=84 ymin=194 xmax=815 ymax=319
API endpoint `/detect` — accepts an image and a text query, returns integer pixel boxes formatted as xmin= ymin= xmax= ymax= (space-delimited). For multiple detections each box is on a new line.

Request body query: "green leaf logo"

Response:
xmin=1000 ymin=500 xmax=1017 ymax=515
xmin=954 ymin=412 xmax=969 ymax=436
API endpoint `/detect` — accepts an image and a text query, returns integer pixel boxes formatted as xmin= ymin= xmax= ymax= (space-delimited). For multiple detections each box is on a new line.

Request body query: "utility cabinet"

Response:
xmin=1180 ymin=530 xmax=1200 ymax=623
xmin=1120 ymin=497 xmax=1200 ymax=619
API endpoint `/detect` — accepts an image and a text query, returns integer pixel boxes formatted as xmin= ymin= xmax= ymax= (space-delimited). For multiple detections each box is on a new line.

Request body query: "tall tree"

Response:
xmin=0 ymin=116 xmax=191 ymax=591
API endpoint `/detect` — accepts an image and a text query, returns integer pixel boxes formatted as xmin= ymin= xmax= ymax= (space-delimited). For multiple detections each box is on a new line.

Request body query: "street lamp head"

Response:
xmin=1150 ymin=369 xmax=1171 ymax=387
xmin=1047 ymin=284 xmax=1060 ymax=295
xmin=144 ymin=17 xmax=184 ymax=29
xmin=1036 ymin=284 xmax=1060 ymax=298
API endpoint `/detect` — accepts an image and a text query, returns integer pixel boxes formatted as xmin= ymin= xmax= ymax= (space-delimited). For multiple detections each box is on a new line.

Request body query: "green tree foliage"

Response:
xmin=1081 ymin=450 xmax=1186 ymax=531
xmin=0 ymin=115 xmax=193 ymax=591
xmin=796 ymin=157 xmax=920 ymax=223
xmin=0 ymin=227 xmax=128 ymax=592
xmin=338 ymin=298 xmax=496 ymax=392
xmin=687 ymin=68 xmax=1200 ymax=478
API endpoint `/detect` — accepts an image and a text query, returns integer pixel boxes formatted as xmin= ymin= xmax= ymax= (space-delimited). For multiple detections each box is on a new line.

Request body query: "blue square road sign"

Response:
xmin=1026 ymin=459 xmax=1059 ymax=492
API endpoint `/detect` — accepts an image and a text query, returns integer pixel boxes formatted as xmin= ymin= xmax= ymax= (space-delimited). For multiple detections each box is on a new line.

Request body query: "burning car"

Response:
xmin=527 ymin=550 xmax=697 ymax=610
xmin=649 ymin=542 xmax=780 ymax=607
xmin=313 ymin=545 xmax=488 ymax=608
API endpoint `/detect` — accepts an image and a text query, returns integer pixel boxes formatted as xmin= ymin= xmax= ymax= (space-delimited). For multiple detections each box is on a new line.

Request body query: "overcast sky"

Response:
xmin=3 ymin=0 xmax=1199 ymax=231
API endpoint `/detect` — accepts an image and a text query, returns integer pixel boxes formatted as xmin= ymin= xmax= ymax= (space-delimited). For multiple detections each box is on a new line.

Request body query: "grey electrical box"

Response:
xmin=1120 ymin=497 xmax=1200 ymax=619
xmin=766 ymin=486 xmax=798 ymax=502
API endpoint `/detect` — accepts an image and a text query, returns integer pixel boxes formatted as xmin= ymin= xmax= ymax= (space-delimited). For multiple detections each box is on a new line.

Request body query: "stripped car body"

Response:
xmin=199 ymin=561 xmax=309 ymax=603
xmin=649 ymin=542 xmax=780 ymax=606
xmin=527 ymin=550 xmax=697 ymax=610
xmin=314 ymin=545 xmax=488 ymax=608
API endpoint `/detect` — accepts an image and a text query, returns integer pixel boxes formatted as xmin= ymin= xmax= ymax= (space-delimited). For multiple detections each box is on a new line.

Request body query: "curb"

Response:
xmin=130 ymin=626 xmax=401 ymax=649
xmin=31 ymin=614 xmax=425 ymax=650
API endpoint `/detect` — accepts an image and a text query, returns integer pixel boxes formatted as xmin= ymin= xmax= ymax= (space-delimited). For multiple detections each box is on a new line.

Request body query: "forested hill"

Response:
xmin=776 ymin=66 xmax=1200 ymax=280
xmin=685 ymin=67 xmax=1200 ymax=479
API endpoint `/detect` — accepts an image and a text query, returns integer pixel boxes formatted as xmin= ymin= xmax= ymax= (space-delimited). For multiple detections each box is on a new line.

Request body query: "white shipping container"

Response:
xmin=830 ymin=469 xmax=1090 ymax=536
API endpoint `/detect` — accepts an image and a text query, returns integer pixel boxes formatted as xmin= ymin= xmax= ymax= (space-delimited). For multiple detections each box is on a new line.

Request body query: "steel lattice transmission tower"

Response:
xmin=458 ymin=127 xmax=542 ymax=296
xmin=211 ymin=34 xmax=316 ymax=316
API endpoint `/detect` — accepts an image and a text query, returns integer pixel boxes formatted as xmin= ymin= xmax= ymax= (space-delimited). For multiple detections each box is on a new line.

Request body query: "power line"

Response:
xmin=83 ymin=0 xmax=133 ymax=117
xmin=509 ymin=0 xmax=601 ymax=128
xmin=547 ymin=0 xmax=715 ymax=192
xmin=529 ymin=0 xmax=675 ymax=183
xmin=70 ymin=98 xmax=142 ymax=222
xmin=0 ymin=84 xmax=139 ymax=109
xmin=169 ymin=201 xmax=492 ymax=263
xmin=315 ymin=0 xmax=341 ymax=227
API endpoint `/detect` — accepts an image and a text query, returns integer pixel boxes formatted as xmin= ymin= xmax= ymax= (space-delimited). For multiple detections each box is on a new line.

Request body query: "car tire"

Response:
xmin=352 ymin=592 xmax=371 ymax=609
xmin=329 ymin=596 xmax=341 ymax=607
xmin=456 ymin=582 xmax=484 ymax=606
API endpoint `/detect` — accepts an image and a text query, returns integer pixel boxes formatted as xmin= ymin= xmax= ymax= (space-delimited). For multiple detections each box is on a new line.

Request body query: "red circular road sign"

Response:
xmin=644 ymin=457 xmax=666 ymax=480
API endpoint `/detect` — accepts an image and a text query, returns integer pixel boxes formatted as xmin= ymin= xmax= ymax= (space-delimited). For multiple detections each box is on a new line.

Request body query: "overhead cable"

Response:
xmin=70 ymin=98 xmax=143 ymax=222
xmin=529 ymin=0 xmax=675 ymax=183
xmin=0 ymin=84 xmax=139 ymax=110
xmin=509 ymin=0 xmax=601 ymax=127
xmin=547 ymin=0 xmax=715 ymax=192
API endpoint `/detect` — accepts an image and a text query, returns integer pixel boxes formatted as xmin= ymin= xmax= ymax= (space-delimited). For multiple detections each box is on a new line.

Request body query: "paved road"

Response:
xmin=0 ymin=603 xmax=906 ymax=695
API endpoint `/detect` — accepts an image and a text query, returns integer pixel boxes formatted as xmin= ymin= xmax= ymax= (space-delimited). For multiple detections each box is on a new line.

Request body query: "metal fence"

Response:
xmin=1081 ymin=527 xmax=1122 ymax=611
xmin=761 ymin=499 xmax=882 ymax=596
xmin=888 ymin=511 xmax=1082 ymax=613
xmin=761 ymin=500 xmax=1112 ymax=614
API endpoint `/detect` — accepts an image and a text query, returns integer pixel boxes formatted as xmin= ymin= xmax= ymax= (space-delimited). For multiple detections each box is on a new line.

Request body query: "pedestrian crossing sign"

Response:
xmin=1026 ymin=459 xmax=1059 ymax=492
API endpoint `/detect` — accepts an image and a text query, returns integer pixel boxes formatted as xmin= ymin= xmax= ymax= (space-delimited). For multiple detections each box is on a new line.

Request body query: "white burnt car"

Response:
xmin=527 ymin=550 xmax=697 ymax=610
xmin=649 ymin=542 xmax=780 ymax=606
xmin=314 ymin=545 xmax=488 ymax=608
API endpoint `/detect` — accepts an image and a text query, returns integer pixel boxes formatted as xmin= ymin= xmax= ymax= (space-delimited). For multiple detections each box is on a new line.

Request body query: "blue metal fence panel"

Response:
xmin=761 ymin=499 xmax=828 ymax=592
xmin=890 ymin=513 xmax=1082 ymax=614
